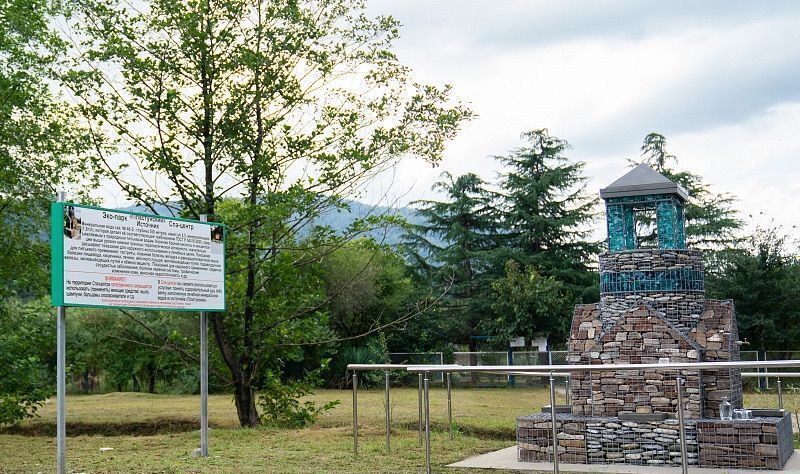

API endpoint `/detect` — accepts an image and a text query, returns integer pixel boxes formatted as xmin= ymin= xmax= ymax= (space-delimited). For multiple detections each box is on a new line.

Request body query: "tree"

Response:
xmin=481 ymin=261 xmax=573 ymax=348
xmin=0 ymin=298 xmax=54 ymax=425
xmin=320 ymin=239 xmax=414 ymax=339
xmin=637 ymin=132 xmax=742 ymax=250
xmin=497 ymin=129 xmax=600 ymax=302
xmin=706 ymin=225 xmax=800 ymax=352
xmin=403 ymin=172 xmax=499 ymax=351
xmin=0 ymin=0 xmax=92 ymax=297
xmin=65 ymin=0 xmax=471 ymax=426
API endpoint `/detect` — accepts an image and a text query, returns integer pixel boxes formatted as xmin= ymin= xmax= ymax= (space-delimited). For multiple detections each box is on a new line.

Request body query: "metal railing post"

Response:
xmin=549 ymin=371 xmax=559 ymax=474
xmin=777 ymin=376 xmax=784 ymax=409
xmin=676 ymin=376 xmax=688 ymax=474
xmin=564 ymin=377 xmax=570 ymax=405
xmin=424 ymin=371 xmax=432 ymax=474
xmin=352 ymin=372 xmax=358 ymax=457
xmin=384 ymin=370 xmax=391 ymax=452
xmin=447 ymin=373 xmax=453 ymax=440
xmin=418 ymin=373 xmax=423 ymax=446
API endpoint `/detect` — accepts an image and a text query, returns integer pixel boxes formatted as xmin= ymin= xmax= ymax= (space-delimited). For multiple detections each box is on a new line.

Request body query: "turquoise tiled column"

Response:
xmin=623 ymin=206 xmax=635 ymax=250
xmin=656 ymin=199 xmax=677 ymax=249
xmin=606 ymin=204 xmax=625 ymax=251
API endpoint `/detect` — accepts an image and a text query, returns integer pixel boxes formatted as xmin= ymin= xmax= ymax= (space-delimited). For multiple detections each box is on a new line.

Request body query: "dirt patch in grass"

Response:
xmin=0 ymin=418 xmax=223 ymax=437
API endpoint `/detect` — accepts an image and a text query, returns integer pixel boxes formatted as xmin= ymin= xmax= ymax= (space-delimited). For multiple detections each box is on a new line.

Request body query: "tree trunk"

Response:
xmin=234 ymin=378 xmax=261 ymax=427
xmin=147 ymin=369 xmax=156 ymax=394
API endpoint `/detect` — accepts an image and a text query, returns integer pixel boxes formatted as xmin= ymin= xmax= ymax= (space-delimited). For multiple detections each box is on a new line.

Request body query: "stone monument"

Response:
xmin=517 ymin=164 xmax=793 ymax=469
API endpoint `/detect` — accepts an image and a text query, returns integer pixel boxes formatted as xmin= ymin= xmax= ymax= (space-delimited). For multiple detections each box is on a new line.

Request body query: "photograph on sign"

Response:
xmin=52 ymin=203 xmax=225 ymax=311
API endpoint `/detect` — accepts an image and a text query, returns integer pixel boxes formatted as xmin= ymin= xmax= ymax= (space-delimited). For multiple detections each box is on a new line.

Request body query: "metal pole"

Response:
xmin=352 ymin=372 xmax=358 ymax=457
xmin=447 ymin=373 xmax=453 ymax=440
xmin=384 ymin=370 xmax=391 ymax=452
xmin=424 ymin=371 xmax=431 ymax=474
xmin=777 ymin=377 xmax=783 ymax=410
xmin=564 ymin=378 xmax=570 ymax=405
xmin=418 ymin=373 xmax=423 ymax=446
xmin=548 ymin=371 xmax=559 ymax=474
xmin=199 ymin=214 xmax=209 ymax=457
xmin=200 ymin=310 xmax=208 ymax=456
xmin=56 ymin=190 xmax=67 ymax=474
xmin=676 ymin=376 xmax=689 ymax=474
xmin=57 ymin=306 xmax=66 ymax=474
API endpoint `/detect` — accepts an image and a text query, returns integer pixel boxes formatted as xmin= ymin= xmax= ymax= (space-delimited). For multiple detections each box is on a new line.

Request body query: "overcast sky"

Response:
xmin=363 ymin=0 xmax=800 ymax=240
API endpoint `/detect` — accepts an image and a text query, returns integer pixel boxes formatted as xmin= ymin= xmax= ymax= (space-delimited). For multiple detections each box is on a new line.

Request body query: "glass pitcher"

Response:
xmin=720 ymin=397 xmax=732 ymax=420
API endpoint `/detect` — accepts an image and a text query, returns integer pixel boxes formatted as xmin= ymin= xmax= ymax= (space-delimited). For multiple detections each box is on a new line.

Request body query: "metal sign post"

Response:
xmin=56 ymin=191 xmax=67 ymax=474
xmin=200 ymin=214 xmax=209 ymax=457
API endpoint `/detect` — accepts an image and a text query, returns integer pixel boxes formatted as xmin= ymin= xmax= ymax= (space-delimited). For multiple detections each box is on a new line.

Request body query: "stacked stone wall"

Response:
xmin=696 ymin=414 xmax=793 ymax=469
xmin=689 ymin=300 xmax=744 ymax=416
xmin=567 ymin=300 xmax=743 ymax=419
xmin=517 ymin=418 xmax=586 ymax=463
xmin=568 ymin=306 xmax=701 ymax=417
xmin=518 ymin=413 xmax=792 ymax=469
xmin=599 ymin=249 xmax=704 ymax=331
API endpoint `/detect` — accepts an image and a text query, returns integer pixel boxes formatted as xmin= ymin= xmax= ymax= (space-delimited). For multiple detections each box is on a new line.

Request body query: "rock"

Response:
xmin=99 ymin=447 xmax=114 ymax=453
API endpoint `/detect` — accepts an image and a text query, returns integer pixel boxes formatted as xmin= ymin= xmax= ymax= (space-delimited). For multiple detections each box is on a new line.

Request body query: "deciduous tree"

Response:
xmin=65 ymin=0 xmax=471 ymax=426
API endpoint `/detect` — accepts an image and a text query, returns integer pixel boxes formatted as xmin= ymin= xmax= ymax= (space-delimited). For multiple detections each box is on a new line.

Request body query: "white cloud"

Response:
xmin=364 ymin=1 xmax=800 ymax=242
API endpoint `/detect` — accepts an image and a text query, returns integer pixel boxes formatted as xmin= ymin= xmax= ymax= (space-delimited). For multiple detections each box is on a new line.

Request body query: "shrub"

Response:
xmin=257 ymin=360 xmax=339 ymax=428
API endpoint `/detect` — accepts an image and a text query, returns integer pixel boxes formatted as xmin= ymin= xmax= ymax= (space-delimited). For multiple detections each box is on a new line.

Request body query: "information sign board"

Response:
xmin=510 ymin=336 xmax=526 ymax=348
xmin=51 ymin=203 xmax=225 ymax=311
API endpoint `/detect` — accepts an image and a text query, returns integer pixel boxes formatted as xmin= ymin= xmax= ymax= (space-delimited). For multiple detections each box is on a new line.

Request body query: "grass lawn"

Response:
xmin=0 ymin=386 xmax=795 ymax=473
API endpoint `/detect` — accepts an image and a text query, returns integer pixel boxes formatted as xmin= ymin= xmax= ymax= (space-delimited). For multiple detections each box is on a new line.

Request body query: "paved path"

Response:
xmin=448 ymin=446 xmax=800 ymax=473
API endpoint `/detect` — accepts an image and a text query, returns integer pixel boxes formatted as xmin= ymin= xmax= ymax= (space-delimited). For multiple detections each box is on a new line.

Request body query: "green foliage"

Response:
xmin=257 ymin=360 xmax=340 ymax=428
xmin=0 ymin=0 xmax=93 ymax=297
xmin=66 ymin=309 xmax=209 ymax=394
xmin=481 ymin=261 xmax=573 ymax=347
xmin=65 ymin=0 xmax=472 ymax=426
xmin=403 ymin=172 xmax=500 ymax=349
xmin=321 ymin=240 xmax=415 ymax=339
xmin=0 ymin=299 xmax=53 ymax=425
xmin=326 ymin=334 xmax=389 ymax=388
xmin=496 ymin=129 xmax=600 ymax=302
xmin=637 ymin=133 xmax=742 ymax=251
xmin=706 ymin=225 xmax=800 ymax=351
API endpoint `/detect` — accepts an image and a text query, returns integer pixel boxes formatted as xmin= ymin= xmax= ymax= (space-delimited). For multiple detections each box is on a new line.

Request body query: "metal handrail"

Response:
xmin=347 ymin=363 xmax=450 ymax=371
xmin=348 ymin=359 xmax=800 ymax=474
xmin=741 ymin=371 xmax=800 ymax=377
xmin=404 ymin=359 xmax=800 ymax=373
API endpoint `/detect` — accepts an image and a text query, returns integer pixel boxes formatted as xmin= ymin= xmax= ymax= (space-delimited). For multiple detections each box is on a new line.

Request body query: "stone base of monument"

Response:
xmin=517 ymin=411 xmax=793 ymax=470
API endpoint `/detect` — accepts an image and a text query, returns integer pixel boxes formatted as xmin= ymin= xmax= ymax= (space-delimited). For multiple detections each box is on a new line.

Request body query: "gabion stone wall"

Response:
xmin=567 ymin=300 xmax=743 ymax=419
xmin=690 ymin=300 xmax=743 ymax=417
xmin=517 ymin=412 xmax=793 ymax=469
xmin=568 ymin=305 xmax=702 ymax=418
xmin=599 ymin=249 xmax=704 ymax=332
xmin=695 ymin=413 xmax=794 ymax=469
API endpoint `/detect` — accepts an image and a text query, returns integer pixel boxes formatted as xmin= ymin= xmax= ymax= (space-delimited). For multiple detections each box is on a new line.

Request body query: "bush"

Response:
xmin=326 ymin=334 xmax=389 ymax=388
xmin=0 ymin=299 xmax=53 ymax=425
xmin=257 ymin=360 xmax=339 ymax=428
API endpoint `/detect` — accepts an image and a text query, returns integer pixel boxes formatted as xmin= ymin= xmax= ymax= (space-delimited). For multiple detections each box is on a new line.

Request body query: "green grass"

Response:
xmin=0 ymin=387 xmax=796 ymax=473
xmin=0 ymin=387 xmax=548 ymax=473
